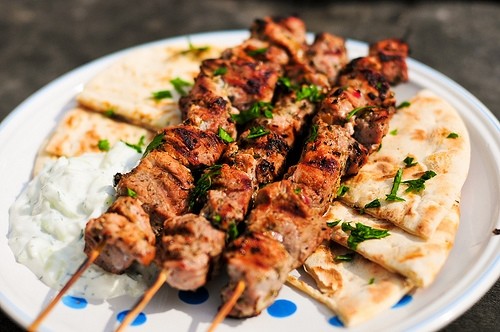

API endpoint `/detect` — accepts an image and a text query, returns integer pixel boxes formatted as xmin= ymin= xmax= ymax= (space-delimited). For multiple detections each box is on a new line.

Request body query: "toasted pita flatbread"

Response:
xmin=340 ymin=89 xmax=470 ymax=239
xmin=288 ymin=243 xmax=413 ymax=327
xmin=77 ymin=43 xmax=223 ymax=130
xmin=34 ymin=107 xmax=153 ymax=175
xmin=327 ymin=200 xmax=459 ymax=287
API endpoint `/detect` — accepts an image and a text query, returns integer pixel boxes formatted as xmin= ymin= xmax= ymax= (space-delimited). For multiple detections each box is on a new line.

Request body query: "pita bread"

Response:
xmin=339 ymin=89 xmax=470 ymax=239
xmin=77 ymin=44 xmax=223 ymax=130
xmin=34 ymin=107 xmax=153 ymax=175
xmin=327 ymin=200 xmax=459 ymax=287
xmin=288 ymin=243 xmax=413 ymax=327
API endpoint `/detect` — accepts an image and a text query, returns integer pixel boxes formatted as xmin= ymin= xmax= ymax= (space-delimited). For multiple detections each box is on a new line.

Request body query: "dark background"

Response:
xmin=1 ymin=1 xmax=499 ymax=331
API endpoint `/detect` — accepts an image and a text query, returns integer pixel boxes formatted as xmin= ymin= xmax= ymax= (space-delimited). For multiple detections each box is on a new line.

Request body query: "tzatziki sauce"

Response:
xmin=8 ymin=142 xmax=156 ymax=299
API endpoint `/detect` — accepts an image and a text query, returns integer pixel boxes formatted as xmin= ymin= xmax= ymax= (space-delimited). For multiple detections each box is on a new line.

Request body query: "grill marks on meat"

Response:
xmin=84 ymin=17 xmax=295 ymax=275
xmin=221 ymin=38 xmax=408 ymax=318
xmin=156 ymin=18 xmax=349 ymax=291
xmin=84 ymin=197 xmax=155 ymax=274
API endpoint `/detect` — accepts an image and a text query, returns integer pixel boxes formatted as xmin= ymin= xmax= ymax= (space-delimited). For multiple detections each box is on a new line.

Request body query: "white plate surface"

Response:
xmin=0 ymin=31 xmax=499 ymax=332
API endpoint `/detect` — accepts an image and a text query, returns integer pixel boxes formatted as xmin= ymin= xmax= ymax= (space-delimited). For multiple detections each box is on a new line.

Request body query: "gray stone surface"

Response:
xmin=0 ymin=1 xmax=498 ymax=331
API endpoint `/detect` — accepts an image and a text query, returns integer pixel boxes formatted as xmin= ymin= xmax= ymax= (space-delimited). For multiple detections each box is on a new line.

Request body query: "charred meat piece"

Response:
xmin=84 ymin=197 xmax=155 ymax=274
xmin=156 ymin=214 xmax=226 ymax=290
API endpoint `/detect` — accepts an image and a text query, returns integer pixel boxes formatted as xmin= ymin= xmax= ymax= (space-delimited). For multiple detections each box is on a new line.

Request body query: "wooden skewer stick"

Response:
xmin=115 ymin=269 xmax=170 ymax=332
xmin=207 ymin=280 xmax=246 ymax=332
xmin=28 ymin=243 xmax=105 ymax=332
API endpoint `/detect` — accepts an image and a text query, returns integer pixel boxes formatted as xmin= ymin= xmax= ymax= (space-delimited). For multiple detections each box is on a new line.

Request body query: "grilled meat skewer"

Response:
xmin=155 ymin=18 xmax=348 ymax=291
xmin=221 ymin=38 xmax=409 ymax=318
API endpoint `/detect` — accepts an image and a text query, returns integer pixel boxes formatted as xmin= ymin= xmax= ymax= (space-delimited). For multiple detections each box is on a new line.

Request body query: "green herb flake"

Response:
xmin=103 ymin=109 xmax=115 ymax=117
xmin=97 ymin=139 xmax=110 ymax=152
xmin=246 ymin=47 xmax=268 ymax=56
xmin=335 ymin=253 xmax=355 ymax=262
xmin=188 ymin=164 xmax=222 ymax=210
xmin=123 ymin=135 xmax=146 ymax=153
xmin=447 ymin=132 xmax=459 ymax=139
xmin=278 ymin=76 xmax=296 ymax=91
xmin=368 ymin=277 xmax=375 ymax=285
xmin=247 ymin=126 xmax=270 ymax=139
xmin=143 ymin=132 xmax=165 ymax=157
xmin=294 ymin=187 xmax=302 ymax=194
xmin=231 ymin=101 xmax=273 ymax=125
xmin=214 ymin=66 xmax=227 ymax=76
xmin=365 ymin=199 xmax=381 ymax=209
xmin=212 ymin=214 xmax=222 ymax=224
xmin=403 ymin=156 xmax=418 ymax=168
xmin=151 ymin=90 xmax=173 ymax=101
xmin=389 ymin=128 xmax=398 ymax=136
xmin=337 ymin=184 xmax=349 ymax=197
xmin=396 ymin=101 xmax=411 ymax=109
xmin=402 ymin=170 xmax=437 ymax=193
xmin=181 ymin=39 xmax=210 ymax=55
xmin=170 ymin=77 xmax=193 ymax=96
xmin=341 ymin=222 xmax=390 ymax=250
xmin=227 ymin=223 xmax=239 ymax=240
xmin=346 ymin=106 xmax=375 ymax=121
xmin=307 ymin=124 xmax=319 ymax=143
xmin=326 ymin=219 xmax=341 ymax=228
xmin=377 ymin=143 xmax=383 ymax=152
xmin=385 ymin=168 xmax=406 ymax=202
xmin=296 ymin=84 xmax=324 ymax=103
xmin=127 ymin=188 xmax=137 ymax=198
xmin=218 ymin=127 xmax=234 ymax=143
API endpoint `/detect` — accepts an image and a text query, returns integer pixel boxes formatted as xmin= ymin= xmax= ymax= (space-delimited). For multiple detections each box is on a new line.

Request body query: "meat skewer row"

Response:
xmin=218 ymin=38 xmax=409 ymax=320
xmin=117 ymin=19 xmax=349 ymax=330
xmin=28 ymin=16 xmax=297 ymax=332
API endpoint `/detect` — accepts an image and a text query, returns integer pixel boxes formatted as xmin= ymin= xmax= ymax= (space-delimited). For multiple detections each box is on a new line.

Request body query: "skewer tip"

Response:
xmin=207 ymin=280 xmax=246 ymax=332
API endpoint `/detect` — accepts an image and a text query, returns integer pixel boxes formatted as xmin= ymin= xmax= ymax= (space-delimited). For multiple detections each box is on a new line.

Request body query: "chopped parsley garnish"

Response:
xmin=170 ymin=77 xmax=192 ymax=96
xmin=403 ymin=156 xmax=418 ymax=168
xmin=389 ymin=128 xmax=398 ymax=136
xmin=335 ymin=253 xmax=354 ymax=262
xmin=218 ymin=127 xmax=234 ymax=143
xmin=213 ymin=66 xmax=227 ymax=76
xmin=189 ymin=164 xmax=222 ymax=210
xmin=227 ymin=223 xmax=239 ymax=240
xmin=402 ymin=170 xmax=437 ymax=193
xmin=97 ymin=139 xmax=110 ymax=152
xmin=151 ymin=90 xmax=173 ymax=101
xmin=307 ymin=124 xmax=319 ymax=143
xmin=231 ymin=101 xmax=273 ymax=124
xmin=127 ymin=188 xmax=137 ymax=198
xmin=143 ymin=132 xmax=165 ymax=157
xmin=337 ymin=184 xmax=349 ymax=197
xmin=327 ymin=220 xmax=341 ymax=228
xmin=247 ymin=126 xmax=270 ymax=139
xmin=278 ymin=76 xmax=296 ymax=91
xmin=296 ymin=84 xmax=324 ymax=103
xmin=294 ymin=187 xmax=302 ymax=194
xmin=212 ymin=214 xmax=222 ymax=224
xmin=396 ymin=101 xmax=411 ymax=109
xmin=181 ymin=39 xmax=210 ymax=55
xmin=386 ymin=168 xmax=405 ymax=202
xmin=346 ymin=106 xmax=375 ymax=121
xmin=246 ymin=47 xmax=268 ymax=56
xmin=341 ymin=222 xmax=390 ymax=250
xmin=365 ymin=199 xmax=381 ymax=209
xmin=447 ymin=132 xmax=459 ymax=139
xmin=368 ymin=277 xmax=375 ymax=285
xmin=103 ymin=109 xmax=115 ymax=117
xmin=123 ymin=135 xmax=146 ymax=153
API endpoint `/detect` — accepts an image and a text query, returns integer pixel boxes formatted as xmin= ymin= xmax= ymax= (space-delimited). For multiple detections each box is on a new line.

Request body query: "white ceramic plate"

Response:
xmin=0 ymin=31 xmax=499 ymax=332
